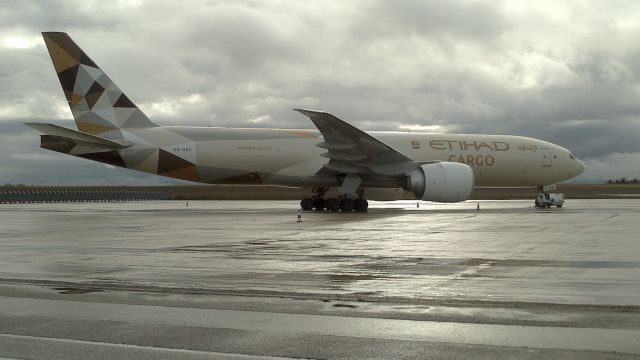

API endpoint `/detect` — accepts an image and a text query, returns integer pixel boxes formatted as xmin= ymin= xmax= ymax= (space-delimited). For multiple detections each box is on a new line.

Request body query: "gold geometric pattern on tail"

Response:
xmin=42 ymin=32 xmax=156 ymax=136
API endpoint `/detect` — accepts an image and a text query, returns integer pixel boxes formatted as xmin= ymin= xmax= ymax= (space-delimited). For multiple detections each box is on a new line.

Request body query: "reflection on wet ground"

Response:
xmin=0 ymin=199 xmax=639 ymax=307
xmin=2 ymin=199 xmax=640 ymax=358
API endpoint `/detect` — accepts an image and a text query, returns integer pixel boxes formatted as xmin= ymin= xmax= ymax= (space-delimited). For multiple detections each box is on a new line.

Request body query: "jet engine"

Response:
xmin=405 ymin=162 xmax=474 ymax=202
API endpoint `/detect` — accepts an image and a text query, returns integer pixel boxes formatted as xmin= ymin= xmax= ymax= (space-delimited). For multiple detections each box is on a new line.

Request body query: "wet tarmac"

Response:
xmin=1 ymin=199 xmax=639 ymax=359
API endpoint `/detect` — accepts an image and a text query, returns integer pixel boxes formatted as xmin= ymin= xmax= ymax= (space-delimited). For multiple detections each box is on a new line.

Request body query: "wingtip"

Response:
xmin=293 ymin=108 xmax=325 ymax=116
xmin=23 ymin=122 xmax=45 ymax=133
xmin=41 ymin=31 xmax=67 ymax=37
xmin=293 ymin=108 xmax=310 ymax=116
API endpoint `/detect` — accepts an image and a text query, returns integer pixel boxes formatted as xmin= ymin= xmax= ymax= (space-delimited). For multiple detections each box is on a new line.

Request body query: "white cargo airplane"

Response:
xmin=27 ymin=32 xmax=584 ymax=212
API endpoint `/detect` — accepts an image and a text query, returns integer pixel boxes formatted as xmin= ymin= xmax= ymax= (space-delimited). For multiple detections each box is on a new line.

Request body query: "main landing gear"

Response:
xmin=300 ymin=188 xmax=368 ymax=213
xmin=300 ymin=197 xmax=369 ymax=212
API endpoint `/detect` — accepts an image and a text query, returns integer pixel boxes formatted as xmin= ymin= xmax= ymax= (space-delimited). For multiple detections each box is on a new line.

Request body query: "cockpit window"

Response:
xmin=569 ymin=153 xmax=576 ymax=159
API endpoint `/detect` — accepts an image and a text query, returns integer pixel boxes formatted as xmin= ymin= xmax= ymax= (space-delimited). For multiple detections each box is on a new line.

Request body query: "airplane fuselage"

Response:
xmin=109 ymin=126 xmax=583 ymax=188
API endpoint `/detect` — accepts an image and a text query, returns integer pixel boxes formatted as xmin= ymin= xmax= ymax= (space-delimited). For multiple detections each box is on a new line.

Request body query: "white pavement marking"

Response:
xmin=0 ymin=333 xmax=293 ymax=360
xmin=1 ymin=296 xmax=639 ymax=354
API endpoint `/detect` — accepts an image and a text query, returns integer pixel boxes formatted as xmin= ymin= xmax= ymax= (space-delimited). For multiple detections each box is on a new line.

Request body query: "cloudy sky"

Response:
xmin=2 ymin=0 xmax=640 ymax=185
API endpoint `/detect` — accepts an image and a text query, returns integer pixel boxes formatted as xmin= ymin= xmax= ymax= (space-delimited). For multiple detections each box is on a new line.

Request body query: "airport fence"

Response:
xmin=0 ymin=189 xmax=171 ymax=204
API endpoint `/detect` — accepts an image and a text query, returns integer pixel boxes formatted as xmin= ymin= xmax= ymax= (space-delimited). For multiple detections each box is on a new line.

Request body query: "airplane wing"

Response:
xmin=24 ymin=123 xmax=131 ymax=149
xmin=294 ymin=109 xmax=418 ymax=177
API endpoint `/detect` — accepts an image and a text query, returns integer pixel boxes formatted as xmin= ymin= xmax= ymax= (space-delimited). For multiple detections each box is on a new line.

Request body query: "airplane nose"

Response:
xmin=575 ymin=159 xmax=585 ymax=175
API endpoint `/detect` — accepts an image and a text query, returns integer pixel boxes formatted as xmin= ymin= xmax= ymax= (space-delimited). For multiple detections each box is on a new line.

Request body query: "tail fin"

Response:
xmin=42 ymin=32 xmax=157 ymax=137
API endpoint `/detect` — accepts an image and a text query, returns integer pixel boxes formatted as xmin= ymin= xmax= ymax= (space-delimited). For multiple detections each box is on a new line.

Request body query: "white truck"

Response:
xmin=535 ymin=192 xmax=564 ymax=208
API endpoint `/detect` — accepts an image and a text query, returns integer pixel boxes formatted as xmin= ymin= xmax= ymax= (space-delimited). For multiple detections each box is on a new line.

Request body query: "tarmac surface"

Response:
xmin=1 ymin=199 xmax=639 ymax=359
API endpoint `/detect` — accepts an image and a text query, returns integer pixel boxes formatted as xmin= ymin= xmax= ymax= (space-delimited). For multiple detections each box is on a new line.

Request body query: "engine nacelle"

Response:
xmin=405 ymin=162 xmax=474 ymax=202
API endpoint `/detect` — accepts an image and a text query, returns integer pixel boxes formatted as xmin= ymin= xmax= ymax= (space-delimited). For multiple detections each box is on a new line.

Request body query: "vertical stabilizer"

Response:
xmin=42 ymin=32 xmax=157 ymax=137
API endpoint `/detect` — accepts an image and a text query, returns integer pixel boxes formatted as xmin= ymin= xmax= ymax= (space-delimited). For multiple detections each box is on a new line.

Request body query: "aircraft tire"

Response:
xmin=354 ymin=199 xmax=368 ymax=212
xmin=313 ymin=198 xmax=326 ymax=211
xmin=300 ymin=198 xmax=314 ymax=211
xmin=326 ymin=198 xmax=340 ymax=212
xmin=340 ymin=198 xmax=354 ymax=212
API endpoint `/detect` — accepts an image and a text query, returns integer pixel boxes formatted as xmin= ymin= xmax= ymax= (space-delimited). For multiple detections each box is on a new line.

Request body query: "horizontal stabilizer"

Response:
xmin=24 ymin=123 xmax=130 ymax=149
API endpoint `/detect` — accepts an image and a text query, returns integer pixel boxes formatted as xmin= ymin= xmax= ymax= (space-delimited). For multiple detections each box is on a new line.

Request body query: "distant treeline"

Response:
xmin=606 ymin=178 xmax=640 ymax=184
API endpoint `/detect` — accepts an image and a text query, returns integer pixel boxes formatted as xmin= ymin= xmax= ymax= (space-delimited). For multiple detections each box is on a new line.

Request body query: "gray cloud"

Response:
xmin=353 ymin=0 xmax=509 ymax=41
xmin=2 ymin=0 xmax=640 ymax=185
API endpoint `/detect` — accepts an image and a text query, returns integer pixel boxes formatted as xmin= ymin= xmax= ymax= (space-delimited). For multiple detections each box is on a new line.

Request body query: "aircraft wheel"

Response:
xmin=326 ymin=198 xmax=340 ymax=212
xmin=340 ymin=198 xmax=354 ymax=212
xmin=300 ymin=198 xmax=314 ymax=211
xmin=354 ymin=198 xmax=368 ymax=212
xmin=313 ymin=198 xmax=326 ymax=211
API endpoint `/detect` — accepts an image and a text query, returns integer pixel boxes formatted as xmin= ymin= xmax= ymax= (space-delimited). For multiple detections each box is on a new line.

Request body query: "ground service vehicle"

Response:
xmin=535 ymin=193 xmax=564 ymax=208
